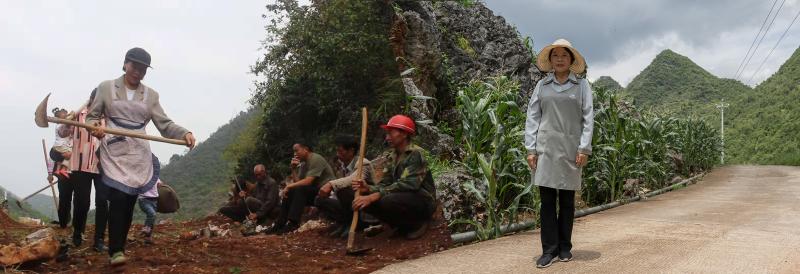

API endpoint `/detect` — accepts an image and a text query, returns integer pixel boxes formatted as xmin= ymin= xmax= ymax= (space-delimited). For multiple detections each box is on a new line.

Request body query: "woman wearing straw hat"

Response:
xmin=525 ymin=38 xmax=594 ymax=268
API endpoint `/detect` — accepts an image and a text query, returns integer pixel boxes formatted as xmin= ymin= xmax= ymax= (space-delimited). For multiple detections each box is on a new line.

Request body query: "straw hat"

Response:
xmin=536 ymin=39 xmax=586 ymax=74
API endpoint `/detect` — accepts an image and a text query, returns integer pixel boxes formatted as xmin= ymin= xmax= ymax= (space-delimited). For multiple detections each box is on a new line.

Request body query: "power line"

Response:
xmin=747 ymin=7 xmax=800 ymax=85
xmin=734 ymin=0 xmax=780 ymax=79
xmin=737 ymin=0 xmax=788 ymax=80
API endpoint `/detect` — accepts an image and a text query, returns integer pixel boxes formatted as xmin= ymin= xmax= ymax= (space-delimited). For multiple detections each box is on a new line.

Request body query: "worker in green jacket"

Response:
xmin=351 ymin=115 xmax=436 ymax=240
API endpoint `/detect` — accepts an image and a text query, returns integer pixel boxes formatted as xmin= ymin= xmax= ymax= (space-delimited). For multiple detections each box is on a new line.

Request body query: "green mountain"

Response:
xmin=726 ymin=47 xmax=800 ymax=165
xmin=156 ymin=109 xmax=260 ymax=220
xmin=622 ymin=48 xmax=800 ymax=165
xmin=593 ymin=76 xmax=622 ymax=91
xmin=0 ymin=186 xmax=51 ymax=222
xmin=623 ymin=49 xmax=753 ymax=126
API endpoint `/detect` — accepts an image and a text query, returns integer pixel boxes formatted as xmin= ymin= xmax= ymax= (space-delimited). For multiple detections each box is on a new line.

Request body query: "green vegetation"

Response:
xmin=622 ymin=48 xmax=800 ymax=165
xmin=242 ymin=0 xmax=403 ymax=178
xmin=726 ymin=47 xmax=800 ymax=165
xmin=451 ymin=77 xmax=721 ymax=239
xmin=457 ymin=35 xmax=477 ymax=57
xmin=452 ymin=76 xmax=533 ymax=240
xmin=156 ymin=110 xmax=260 ymax=220
xmin=583 ymin=87 xmax=720 ymax=205
xmin=592 ymin=76 xmax=622 ymax=91
xmin=623 ymin=49 xmax=751 ymax=128
xmin=1 ymin=186 xmax=50 ymax=222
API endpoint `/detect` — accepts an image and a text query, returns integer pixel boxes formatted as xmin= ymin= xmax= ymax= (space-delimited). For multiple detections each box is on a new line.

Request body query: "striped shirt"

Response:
xmin=70 ymin=108 xmax=102 ymax=174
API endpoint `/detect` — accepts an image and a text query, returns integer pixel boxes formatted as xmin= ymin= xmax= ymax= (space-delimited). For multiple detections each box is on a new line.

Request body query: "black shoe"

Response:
xmin=277 ymin=222 xmax=300 ymax=235
xmin=56 ymin=240 xmax=70 ymax=262
xmin=405 ymin=222 xmax=429 ymax=240
xmin=327 ymin=225 xmax=345 ymax=238
xmin=72 ymin=233 xmax=83 ymax=247
xmin=93 ymin=241 xmax=108 ymax=253
xmin=558 ymin=251 xmax=573 ymax=262
xmin=363 ymin=224 xmax=384 ymax=238
xmin=536 ymin=254 xmax=556 ymax=268
xmin=339 ymin=227 xmax=350 ymax=239
xmin=265 ymin=223 xmax=285 ymax=235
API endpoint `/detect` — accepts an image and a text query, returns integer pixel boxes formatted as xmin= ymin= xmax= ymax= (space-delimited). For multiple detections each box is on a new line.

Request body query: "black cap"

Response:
xmin=124 ymin=47 xmax=152 ymax=68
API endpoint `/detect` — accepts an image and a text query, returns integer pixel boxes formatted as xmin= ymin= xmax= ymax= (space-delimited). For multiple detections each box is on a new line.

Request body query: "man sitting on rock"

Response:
xmin=267 ymin=142 xmax=336 ymax=234
xmin=219 ymin=164 xmax=280 ymax=225
xmin=315 ymin=135 xmax=376 ymax=238
xmin=350 ymin=115 xmax=437 ymax=240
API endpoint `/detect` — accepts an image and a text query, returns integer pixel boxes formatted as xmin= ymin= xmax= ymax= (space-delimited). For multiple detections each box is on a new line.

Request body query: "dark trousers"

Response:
xmin=314 ymin=187 xmax=356 ymax=226
xmin=67 ymin=172 xmax=95 ymax=236
xmin=107 ymin=186 xmax=138 ymax=256
xmin=277 ymin=185 xmax=318 ymax=225
xmin=219 ymin=197 xmax=276 ymax=223
xmin=363 ymin=191 xmax=434 ymax=231
xmin=56 ymin=174 xmax=93 ymax=233
xmin=538 ymin=186 xmax=575 ymax=255
xmin=57 ymin=178 xmax=72 ymax=228
xmin=93 ymin=178 xmax=110 ymax=243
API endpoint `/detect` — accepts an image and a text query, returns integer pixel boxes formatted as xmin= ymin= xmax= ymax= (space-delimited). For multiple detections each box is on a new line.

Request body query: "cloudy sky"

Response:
xmin=485 ymin=0 xmax=800 ymax=85
xmin=2 ymin=0 xmax=799 ymax=198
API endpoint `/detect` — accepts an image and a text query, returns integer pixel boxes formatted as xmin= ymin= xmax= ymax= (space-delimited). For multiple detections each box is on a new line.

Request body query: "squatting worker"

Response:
xmin=351 ymin=115 xmax=437 ymax=240
xmin=87 ymin=47 xmax=196 ymax=267
xmin=525 ymin=39 xmax=594 ymax=268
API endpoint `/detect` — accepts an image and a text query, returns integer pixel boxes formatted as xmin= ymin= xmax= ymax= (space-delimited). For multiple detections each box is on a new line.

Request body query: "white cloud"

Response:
xmin=487 ymin=0 xmax=800 ymax=87
xmin=0 ymin=0 xmax=268 ymax=196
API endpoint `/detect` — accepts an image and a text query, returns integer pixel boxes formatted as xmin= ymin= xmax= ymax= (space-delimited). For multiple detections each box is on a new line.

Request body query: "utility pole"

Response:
xmin=716 ymin=100 xmax=730 ymax=164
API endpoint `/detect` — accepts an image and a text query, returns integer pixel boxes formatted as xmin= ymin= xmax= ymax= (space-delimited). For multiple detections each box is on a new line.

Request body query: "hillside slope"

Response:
xmin=726 ymin=47 xmax=800 ymax=164
xmin=157 ymin=109 xmax=260 ymax=220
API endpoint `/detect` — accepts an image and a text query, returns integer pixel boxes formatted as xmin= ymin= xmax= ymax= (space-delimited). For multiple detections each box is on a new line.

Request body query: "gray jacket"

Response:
xmin=86 ymin=75 xmax=189 ymax=140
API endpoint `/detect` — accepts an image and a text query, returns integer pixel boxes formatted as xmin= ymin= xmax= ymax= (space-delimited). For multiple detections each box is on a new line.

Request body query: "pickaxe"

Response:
xmin=16 ymin=179 xmax=59 ymax=209
xmin=346 ymin=107 xmax=372 ymax=256
xmin=42 ymin=139 xmax=59 ymax=213
xmin=35 ymin=93 xmax=188 ymax=146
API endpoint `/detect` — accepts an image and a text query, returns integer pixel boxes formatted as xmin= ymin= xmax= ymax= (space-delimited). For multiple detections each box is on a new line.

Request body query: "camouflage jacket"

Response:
xmin=369 ymin=144 xmax=436 ymax=198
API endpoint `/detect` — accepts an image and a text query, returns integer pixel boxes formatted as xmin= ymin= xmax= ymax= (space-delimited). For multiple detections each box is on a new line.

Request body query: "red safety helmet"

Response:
xmin=380 ymin=115 xmax=416 ymax=135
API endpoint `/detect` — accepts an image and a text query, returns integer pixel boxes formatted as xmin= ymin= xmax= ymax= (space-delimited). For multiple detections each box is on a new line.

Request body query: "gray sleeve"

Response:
xmin=578 ymin=79 xmax=594 ymax=155
xmin=330 ymin=160 xmax=374 ymax=191
xmin=85 ymin=85 xmax=106 ymax=127
xmin=148 ymin=90 xmax=189 ymax=139
xmin=524 ymin=81 xmax=543 ymax=155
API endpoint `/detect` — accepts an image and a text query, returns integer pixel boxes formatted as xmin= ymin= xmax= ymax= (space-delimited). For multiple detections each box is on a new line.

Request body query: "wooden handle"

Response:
xmin=41 ymin=139 xmax=59 ymax=211
xmin=48 ymin=116 xmax=188 ymax=145
xmin=347 ymin=107 xmax=368 ymax=249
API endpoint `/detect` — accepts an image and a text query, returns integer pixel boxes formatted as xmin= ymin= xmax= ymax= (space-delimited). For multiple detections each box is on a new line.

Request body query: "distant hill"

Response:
xmin=0 ymin=185 xmax=51 ymax=222
xmin=156 ymin=109 xmax=260 ymax=220
xmin=622 ymin=48 xmax=800 ymax=165
xmin=725 ymin=47 xmax=800 ymax=165
xmin=623 ymin=49 xmax=753 ymax=126
xmin=593 ymin=76 xmax=622 ymax=91
xmin=26 ymin=193 xmax=57 ymax=220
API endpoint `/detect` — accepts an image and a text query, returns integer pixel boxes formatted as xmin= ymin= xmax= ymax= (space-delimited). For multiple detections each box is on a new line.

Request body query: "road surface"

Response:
xmin=376 ymin=165 xmax=800 ymax=274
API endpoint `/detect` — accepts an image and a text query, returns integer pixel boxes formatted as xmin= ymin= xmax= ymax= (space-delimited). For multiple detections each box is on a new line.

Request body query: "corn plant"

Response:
xmin=452 ymin=76 xmax=534 ymax=240
xmin=451 ymin=81 xmax=721 ymax=240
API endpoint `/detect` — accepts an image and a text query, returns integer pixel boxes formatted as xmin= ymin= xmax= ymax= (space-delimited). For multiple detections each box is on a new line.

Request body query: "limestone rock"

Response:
xmin=0 ymin=228 xmax=59 ymax=266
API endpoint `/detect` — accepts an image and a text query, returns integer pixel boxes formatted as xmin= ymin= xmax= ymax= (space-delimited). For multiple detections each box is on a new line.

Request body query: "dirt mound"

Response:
xmin=0 ymin=210 xmax=29 ymax=230
xmin=15 ymin=212 xmax=451 ymax=273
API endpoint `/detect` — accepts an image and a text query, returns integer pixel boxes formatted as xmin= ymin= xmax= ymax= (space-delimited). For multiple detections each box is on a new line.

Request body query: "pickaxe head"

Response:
xmin=35 ymin=93 xmax=52 ymax=128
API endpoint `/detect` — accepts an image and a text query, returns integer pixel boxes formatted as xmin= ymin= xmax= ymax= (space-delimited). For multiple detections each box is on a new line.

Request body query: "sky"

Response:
xmin=2 ymin=0 xmax=799 ymax=199
xmin=485 ymin=0 xmax=800 ymax=86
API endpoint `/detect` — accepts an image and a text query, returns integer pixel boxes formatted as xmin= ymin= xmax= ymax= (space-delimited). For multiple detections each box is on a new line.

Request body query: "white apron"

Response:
xmin=98 ymin=88 xmax=159 ymax=195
